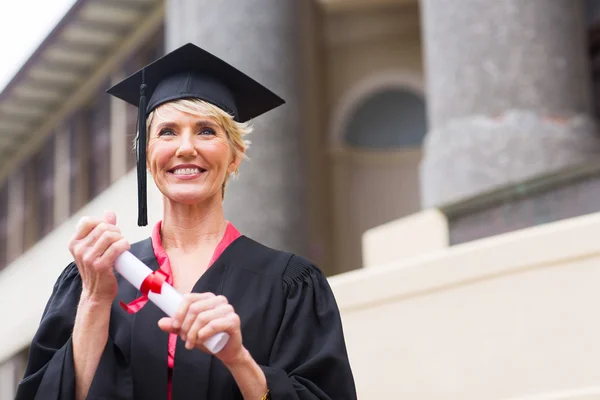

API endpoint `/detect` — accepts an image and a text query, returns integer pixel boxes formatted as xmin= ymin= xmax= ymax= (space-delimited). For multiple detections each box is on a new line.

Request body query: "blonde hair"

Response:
xmin=136 ymin=98 xmax=252 ymax=197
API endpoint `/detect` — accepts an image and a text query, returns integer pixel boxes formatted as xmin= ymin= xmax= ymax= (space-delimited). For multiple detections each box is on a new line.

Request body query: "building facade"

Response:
xmin=0 ymin=0 xmax=599 ymax=397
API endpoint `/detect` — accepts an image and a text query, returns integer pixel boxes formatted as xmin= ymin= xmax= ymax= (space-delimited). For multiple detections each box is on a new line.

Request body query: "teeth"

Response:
xmin=172 ymin=168 xmax=202 ymax=175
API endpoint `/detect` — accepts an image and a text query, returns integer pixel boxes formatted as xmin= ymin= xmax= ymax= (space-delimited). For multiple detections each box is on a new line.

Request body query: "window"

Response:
xmin=22 ymin=159 xmax=39 ymax=250
xmin=588 ymin=0 xmax=600 ymax=117
xmin=123 ymin=26 xmax=165 ymax=170
xmin=344 ymin=89 xmax=427 ymax=149
xmin=69 ymin=114 xmax=89 ymax=215
xmin=6 ymin=170 xmax=25 ymax=264
xmin=37 ymin=134 xmax=55 ymax=237
xmin=0 ymin=181 xmax=7 ymax=271
xmin=88 ymin=86 xmax=112 ymax=198
xmin=333 ymin=86 xmax=427 ymax=273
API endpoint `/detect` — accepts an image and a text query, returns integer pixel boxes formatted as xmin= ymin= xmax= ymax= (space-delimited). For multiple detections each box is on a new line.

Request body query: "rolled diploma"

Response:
xmin=114 ymin=251 xmax=229 ymax=354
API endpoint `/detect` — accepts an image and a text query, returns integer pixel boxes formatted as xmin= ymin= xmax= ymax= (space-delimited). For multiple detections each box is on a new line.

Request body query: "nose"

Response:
xmin=175 ymin=131 xmax=197 ymax=158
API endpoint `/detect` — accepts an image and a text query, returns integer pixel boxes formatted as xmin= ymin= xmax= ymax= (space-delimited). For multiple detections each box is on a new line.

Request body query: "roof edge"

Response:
xmin=0 ymin=0 xmax=88 ymax=105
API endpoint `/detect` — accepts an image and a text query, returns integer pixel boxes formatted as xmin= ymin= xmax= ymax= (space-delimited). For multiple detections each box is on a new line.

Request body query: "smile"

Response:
xmin=170 ymin=167 xmax=206 ymax=175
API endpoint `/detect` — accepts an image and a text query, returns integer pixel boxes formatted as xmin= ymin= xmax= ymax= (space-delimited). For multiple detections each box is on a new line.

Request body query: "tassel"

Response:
xmin=137 ymin=69 xmax=148 ymax=227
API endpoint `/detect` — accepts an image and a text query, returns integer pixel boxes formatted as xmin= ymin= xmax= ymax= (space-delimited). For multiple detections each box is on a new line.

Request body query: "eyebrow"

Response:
xmin=195 ymin=119 xmax=219 ymax=129
xmin=155 ymin=119 xmax=219 ymax=131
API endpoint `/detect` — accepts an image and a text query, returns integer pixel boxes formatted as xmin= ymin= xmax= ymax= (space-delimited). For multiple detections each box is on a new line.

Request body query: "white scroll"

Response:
xmin=114 ymin=251 xmax=229 ymax=354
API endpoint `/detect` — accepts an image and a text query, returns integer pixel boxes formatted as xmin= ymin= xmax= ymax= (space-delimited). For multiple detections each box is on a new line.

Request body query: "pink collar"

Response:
xmin=150 ymin=220 xmax=241 ymax=283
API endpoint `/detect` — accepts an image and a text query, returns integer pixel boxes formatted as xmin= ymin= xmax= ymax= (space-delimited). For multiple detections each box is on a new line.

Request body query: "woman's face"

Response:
xmin=146 ymin=104 xmax=238 ymax=205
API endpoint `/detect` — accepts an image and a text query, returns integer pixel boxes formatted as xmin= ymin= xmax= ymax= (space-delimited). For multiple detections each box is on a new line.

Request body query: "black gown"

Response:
xmin=15 ymin=235 xmax=357 ymax=399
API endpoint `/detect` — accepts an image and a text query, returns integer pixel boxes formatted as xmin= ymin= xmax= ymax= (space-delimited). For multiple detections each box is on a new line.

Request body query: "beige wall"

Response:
xmin=331 ymin=211 xmax=600 ymax=399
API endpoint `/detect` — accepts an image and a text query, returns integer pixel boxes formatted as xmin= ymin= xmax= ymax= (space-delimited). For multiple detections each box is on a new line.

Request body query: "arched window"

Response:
xmin=331 ymin=83 xmax=428 ymax=273
xmin=344 ymin=89 xmax=427 ymax=149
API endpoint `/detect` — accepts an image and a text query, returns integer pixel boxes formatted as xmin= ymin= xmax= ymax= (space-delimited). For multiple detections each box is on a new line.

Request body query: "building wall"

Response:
xmin=323 ymin=3 xmax=425 ymax=272
xmin=333 ymin=211 xmax=600 ymax=399
xmin=0 ymin=8 xmax=166 ymax=396
xmin=0 ymin=171 xmax=164 ymax=365
xmin=0 ymin=20 xmax=165 ymax=273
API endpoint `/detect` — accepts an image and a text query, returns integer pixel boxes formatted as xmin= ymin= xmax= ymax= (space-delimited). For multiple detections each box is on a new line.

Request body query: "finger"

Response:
xmin=180 ymin=295 xmax=227 ymax=339
xmin=196 ymin=313 xmax=240 ymax=348
xmin=97 ymin=238 xmax=130 ymax=269
xmin=72 ymin=216 xmax=103 ymax=241
xmin=79 ymin=223 xmax=120 ymax=256
xmin=172 ymin=293 xmax=215 ymax=330
xmin=186 ymin=304 xmax=233 ymax=349
xmin=158 ymin=317 xmax=176 ymax=333
xmin=103 ymin=211 xmax=117 ymax=225
xmin=70 ymin=221 xmax=116 ymax=260
xmin=82 ymin=232 xmax=122 ymax=271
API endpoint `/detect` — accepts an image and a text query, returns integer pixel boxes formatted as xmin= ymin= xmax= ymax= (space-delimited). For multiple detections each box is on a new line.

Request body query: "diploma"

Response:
xmin=114 ymin=251 xmax=229 ymax=354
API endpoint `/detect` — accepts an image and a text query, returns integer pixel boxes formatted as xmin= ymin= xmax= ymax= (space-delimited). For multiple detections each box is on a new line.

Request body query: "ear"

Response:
xmin=227 ymin=148 xmax=244 ymax=175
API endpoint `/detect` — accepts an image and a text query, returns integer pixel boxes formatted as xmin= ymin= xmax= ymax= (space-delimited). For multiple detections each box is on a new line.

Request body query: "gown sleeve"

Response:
xmin=261 ymin=255 xmax=358 ymax=400
xmin=15 ymin=263 xmax=133 ymax=400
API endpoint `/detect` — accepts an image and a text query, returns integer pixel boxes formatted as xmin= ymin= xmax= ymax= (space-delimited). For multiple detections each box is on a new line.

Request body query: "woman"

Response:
xmin=16 ymin=43 xmax=357 ymax=400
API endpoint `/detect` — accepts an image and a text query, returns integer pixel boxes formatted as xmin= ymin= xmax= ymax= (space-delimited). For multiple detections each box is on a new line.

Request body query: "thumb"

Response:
xmin=103 ymin=211 xmax=117 ymax=225
xmin=158 ymin=317 xmax=177 ymax=333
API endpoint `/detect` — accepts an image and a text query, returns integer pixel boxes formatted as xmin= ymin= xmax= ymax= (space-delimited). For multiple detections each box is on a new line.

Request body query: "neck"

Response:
xmin=160 ymin=196 xmax=227 ymax=252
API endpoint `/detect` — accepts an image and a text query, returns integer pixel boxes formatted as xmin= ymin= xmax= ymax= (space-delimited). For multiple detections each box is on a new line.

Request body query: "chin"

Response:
xmin=164 ymin=190 xmax=217 ymax=205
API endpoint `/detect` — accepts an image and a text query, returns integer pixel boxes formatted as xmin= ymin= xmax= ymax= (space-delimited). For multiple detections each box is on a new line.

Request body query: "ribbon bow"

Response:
xmin=120 ymin=269 xmax=170 ymax=314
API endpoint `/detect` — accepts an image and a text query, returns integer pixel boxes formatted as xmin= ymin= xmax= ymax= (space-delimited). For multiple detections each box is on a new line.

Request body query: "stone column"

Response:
xmin=420 ymin=0 xmax=600 ymax=207
xmin=165 ymin=1 xmax=307 ymax=255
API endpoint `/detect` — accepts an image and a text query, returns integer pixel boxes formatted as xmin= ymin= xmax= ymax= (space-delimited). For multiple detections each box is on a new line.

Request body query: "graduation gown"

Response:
xmin=15 ymin=235 xmax=357 ymax=399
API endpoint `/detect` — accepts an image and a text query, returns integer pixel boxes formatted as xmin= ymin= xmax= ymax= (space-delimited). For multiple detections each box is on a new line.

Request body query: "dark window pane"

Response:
xmin=37 ymin=134 xmax=55 ymax=237
xmin=0 ymin=181 xmax=8 ymax=271
xmin=69 ymin=115 xmax=87 ymax=215
xmin=88 ymin=86 xmax=111 ymax=198
xmin=123 ymin=25 xmax=165 ymax=171
xmin=22 ymin=160 xmax=38 ymax=250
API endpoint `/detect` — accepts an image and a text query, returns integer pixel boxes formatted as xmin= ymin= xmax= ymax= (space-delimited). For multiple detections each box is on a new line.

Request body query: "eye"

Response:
xmin=198 ymin=127 xmax=216 ymax=136
xmin=157 ymin=128 xmax=175 ymax=136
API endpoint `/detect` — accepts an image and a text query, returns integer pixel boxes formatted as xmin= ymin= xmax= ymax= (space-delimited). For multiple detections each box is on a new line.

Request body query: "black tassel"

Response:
xmin=137 ymin=69 xmax=148 ymax=227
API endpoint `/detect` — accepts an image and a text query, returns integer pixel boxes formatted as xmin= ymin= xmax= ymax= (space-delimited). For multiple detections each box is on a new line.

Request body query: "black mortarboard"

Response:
xmin=106 ymin=43 xmax=285 ymax=227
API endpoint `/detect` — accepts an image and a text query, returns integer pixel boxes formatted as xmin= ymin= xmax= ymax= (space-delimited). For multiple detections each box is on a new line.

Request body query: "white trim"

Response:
xmin=329 ymin=70 xmax=425 ymax=152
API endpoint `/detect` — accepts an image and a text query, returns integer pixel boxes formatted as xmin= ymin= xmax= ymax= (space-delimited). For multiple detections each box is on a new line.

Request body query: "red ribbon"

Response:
xmin=120 ymin=269 xmax=170 ymax=314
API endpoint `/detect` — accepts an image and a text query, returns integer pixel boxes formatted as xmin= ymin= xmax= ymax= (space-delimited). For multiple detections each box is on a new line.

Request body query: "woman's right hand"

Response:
xmin=68 ymin=211 xmax=130 ymax=304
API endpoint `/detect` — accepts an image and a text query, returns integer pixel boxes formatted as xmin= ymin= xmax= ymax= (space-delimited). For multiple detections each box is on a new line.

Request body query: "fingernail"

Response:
xmin=181 ymin=334 xmax=186 ymax=341
xmin=185 ymin=341 xmax=192 ymax=350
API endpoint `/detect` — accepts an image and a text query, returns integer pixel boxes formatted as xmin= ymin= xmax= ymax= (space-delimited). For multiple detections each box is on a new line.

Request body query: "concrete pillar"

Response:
xmin=420 ymin=0 xmax=600 ymax=207
xmin=165 ymin=1 xmax=307 ymax=255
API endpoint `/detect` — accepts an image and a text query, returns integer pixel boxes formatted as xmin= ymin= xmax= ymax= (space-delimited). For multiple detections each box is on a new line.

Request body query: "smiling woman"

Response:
xmin=144 ymin=98 xmax=251 ymax=200
xmin=16 ymin=43 xmax=357 ymax=400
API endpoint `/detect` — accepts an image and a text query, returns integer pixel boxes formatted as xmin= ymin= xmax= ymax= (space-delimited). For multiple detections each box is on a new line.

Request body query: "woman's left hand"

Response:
xmin=158 ymin=292 xmax=244 ymax=367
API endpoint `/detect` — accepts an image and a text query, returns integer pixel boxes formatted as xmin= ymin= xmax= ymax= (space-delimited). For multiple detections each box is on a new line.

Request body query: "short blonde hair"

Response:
xmin=137 ymin=98 xmax=252 ymax=197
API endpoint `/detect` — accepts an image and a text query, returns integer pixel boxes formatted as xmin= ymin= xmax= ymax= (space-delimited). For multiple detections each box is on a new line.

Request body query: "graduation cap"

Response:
xmin=106 ymin=43 xmax=285 ymax=227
